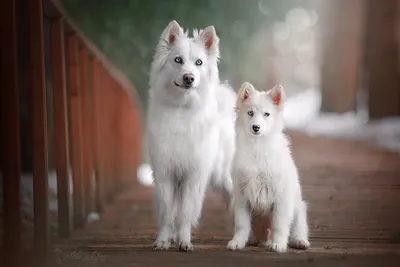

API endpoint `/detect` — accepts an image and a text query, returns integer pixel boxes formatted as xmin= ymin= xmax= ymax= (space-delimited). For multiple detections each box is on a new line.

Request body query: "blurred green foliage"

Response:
xmin=62 ymin=0 xmax=313 ymax=109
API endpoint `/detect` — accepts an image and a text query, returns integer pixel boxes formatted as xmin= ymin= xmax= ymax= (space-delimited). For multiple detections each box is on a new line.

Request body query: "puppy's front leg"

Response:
xmin=267 ymin=196 xmax=295 ymax=253
xmin=227 ymin=196 xmax=251 ymax=250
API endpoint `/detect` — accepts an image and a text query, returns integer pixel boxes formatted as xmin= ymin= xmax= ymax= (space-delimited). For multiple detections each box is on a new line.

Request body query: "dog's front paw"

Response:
xmin=178 ymin=241 xmax=194 ymax=252
xmin=152 ymin=240 xmax=171 ymax=251
xmin=289 ymin=239 xmax=310 ymax=250
xmin=227 ymin=239 xmax=246 ymax=251
xmin=265 ymin=241 xmax=287 ymax=253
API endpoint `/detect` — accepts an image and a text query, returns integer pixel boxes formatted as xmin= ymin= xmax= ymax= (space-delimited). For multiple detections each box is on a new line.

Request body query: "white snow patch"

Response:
xmin=283 ymin=88 xmax=400 ymax=152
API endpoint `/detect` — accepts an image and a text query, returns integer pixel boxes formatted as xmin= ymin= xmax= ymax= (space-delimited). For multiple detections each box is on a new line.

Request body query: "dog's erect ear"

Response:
xmin=267 ymin=85 xmax=285 ymax=109
xmin=161 ymin=20 xmax=183 ymax=45
xmin=238 ymin=82 xmax=255 ymax=105
xmin=199 ymin=26 xmax=220 ymax=57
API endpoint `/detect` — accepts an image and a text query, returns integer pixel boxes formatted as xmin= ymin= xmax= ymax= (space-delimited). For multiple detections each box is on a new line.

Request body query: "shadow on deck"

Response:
xmin=53 ymin=131 xmax=400 ymax=266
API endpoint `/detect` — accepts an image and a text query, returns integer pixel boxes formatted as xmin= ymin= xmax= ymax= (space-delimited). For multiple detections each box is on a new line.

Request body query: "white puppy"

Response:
xmin=227 ymin=82 xmax=310 ymax=253
xmin=145 ymin=20 xmax=236 ymax=252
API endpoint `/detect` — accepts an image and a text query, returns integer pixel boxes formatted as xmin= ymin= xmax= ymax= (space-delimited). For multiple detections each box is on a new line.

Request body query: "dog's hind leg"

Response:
xmin=152 ymin=174 xmax=174 ymax=251
xmin=210 ymin=169 xmax=233 ymax=209
xmin=289 ymin=200 xmax=310 ymax=250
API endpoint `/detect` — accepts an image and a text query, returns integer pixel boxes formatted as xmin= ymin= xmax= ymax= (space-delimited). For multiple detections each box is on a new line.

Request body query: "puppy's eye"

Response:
xmin=195 ymin=59 xmax=203 ymax=66
xmin=174 ymin=57 xmax=183 ymax=64
xmin=247 ymin=110 xmax=254 ymax=117
xmin=264 ymin=112 xmax=270 ymax=117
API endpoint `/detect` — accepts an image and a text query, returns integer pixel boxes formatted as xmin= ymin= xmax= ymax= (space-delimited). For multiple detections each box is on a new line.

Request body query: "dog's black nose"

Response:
xmin=252 ymin=125 xmax=260 ymax=132
xmin=183 ymin=73 xmax=195 ymax=85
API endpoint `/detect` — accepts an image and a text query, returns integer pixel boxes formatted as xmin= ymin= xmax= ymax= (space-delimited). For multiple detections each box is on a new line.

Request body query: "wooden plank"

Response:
xmin=79 ymin=47 xmax=95 ymax=214
xmin=319 ymin=0 xmax=365 ymax=113
xmin=50 ymin=17 xmax=71 ymax=238
xmin=28 ymin=0 xmax=49 ymax=262
xmin=66 ymin=34 xmax=86 ymax=228
xmin=0 ymin=0 xmax=22 ymax=265
xmin=91 ymin=60 xmax=106 ymax=212
xmin=365 ymin=0 xmax=400 ymax=119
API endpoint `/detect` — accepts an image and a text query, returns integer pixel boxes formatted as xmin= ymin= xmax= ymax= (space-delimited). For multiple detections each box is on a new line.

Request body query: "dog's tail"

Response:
xmin=137 ymin=163 xmax=154 ymax=186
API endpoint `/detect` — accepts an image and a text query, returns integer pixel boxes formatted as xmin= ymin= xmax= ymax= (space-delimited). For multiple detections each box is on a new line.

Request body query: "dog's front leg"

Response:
xmin=266 ymin=195 xmax=295 ymax=253
xmin=176 ymin=176 xmax=208 ymax=252
xmin=152 ymin=177 xmax=174 ymax=251
xmin=227 ymin=196 xmax=251 ymax=250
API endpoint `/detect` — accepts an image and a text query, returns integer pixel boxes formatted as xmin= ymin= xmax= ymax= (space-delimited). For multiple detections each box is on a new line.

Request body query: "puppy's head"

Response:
xmin=237 ymin=82 xmax=285 ymax=137
xmin=150 ymin=20 xmax=220 ymax=93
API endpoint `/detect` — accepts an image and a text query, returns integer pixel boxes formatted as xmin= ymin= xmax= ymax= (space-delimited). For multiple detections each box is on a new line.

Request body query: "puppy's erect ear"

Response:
xmin=267 ymin=85 xmax=285 ymax=109
xmin=199 ymin=26 xmax=220 ymax=57
xmin=161 ymin=20 xmax=184 ymax=45
xmin=237 ymin=82 xmax=256 ymax=106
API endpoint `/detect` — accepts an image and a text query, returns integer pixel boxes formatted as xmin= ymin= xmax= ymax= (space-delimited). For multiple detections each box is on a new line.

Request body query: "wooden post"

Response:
xmin=319 ymin=0 xmax=365 ymax=113
xmin=67 ymin=34 xmax=86 ymax=228
xmin=117 ymin=88 xmax=126 ymax=187
xmin=365 ymin=0 xmax=400 ymax=119
xmin=0 ymin=0 xmax=22 ymax=265
xmin=50 ymin=17 xmax=71 ymax=238
xmin=79 ymin=47 xmax=95 ymax=214
xmin=91 ymin=60 xmax=106 ymax=212
xmin=111 ymin=79 xmax=120 ymax=193
xmin=107 ymin=74 xmax=118 ymax=199
xmin=29 ymin=0 xmax=49 ymax=262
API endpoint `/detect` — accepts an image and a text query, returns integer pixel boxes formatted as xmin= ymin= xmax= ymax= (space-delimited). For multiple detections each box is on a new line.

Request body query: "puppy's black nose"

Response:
xmin=183 ymin=73 xmax=195 ymax=85
xmin=252 ymin=124 xmax=260 ymax=132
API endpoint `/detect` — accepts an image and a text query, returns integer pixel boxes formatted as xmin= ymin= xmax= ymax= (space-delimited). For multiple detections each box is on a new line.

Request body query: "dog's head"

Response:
xmin=150 ymin=20 xmax=220 ymax=95
xmin=236 ymin=82 xmax=285 ymax=137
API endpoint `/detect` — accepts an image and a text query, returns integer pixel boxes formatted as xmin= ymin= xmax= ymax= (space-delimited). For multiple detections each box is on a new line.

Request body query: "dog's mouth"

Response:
xmin=250 ymin=130 xmax=262 ymax=136
xmin=174 ymin=81 xmax=192 ymax=89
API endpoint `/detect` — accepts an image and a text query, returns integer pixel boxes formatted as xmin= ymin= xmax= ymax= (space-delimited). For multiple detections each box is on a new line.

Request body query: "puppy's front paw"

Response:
xmin=178 ymin=241 xmax=194 ymax=252
xmin=227 ymin=239 xmax=246 ymax=250
xmin=265 ymin=241 xmax=287 ymax=253
xmin=152 ymin=240 xmax=171 ymax=251
xmin=289 ymin=239 xmax=310 ymax=250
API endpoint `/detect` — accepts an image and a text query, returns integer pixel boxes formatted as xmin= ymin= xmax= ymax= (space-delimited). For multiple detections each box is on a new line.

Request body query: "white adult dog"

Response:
xmin=227 ymin=82 xmax=310 ymax=253
xmin=144 ymin=20 xmax=236 ymax=252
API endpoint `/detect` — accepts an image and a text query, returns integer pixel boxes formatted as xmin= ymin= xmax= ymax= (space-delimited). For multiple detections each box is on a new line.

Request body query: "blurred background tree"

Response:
xmin=62 ymin=0 xmax=315 ymax=108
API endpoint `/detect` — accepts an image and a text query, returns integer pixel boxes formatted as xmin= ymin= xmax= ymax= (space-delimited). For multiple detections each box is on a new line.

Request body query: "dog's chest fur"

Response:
xmin=148 ymin=102 xmax=219 ymax=176
xmin=233 ymin=134 xmax=289 ymax=214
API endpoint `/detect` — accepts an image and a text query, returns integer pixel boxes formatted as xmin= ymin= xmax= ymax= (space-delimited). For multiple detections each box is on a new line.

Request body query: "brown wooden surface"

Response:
xmin=29 ymin=0 xmax=50 ymax=262
xmin=79 ymin=47 xmax=95 ymax=214
xmin=319 ymin=0 xmax=365 ymax=113
xmin=53 ymin=131 xmax=400 ymax=266
xmin=67 ymin=34 xmax=86 ymax=228
xmin=365 ymin=0 xmax=400 ymax=119
xmin=51 ymin=17 xmax=71 ymax=238
xmin=0 ymin=0 xmax=22 ymax=265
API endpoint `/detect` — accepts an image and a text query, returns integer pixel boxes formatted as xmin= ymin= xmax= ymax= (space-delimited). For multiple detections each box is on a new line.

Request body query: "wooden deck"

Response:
xmin=52 ymin=131 xmax=400 ymax=266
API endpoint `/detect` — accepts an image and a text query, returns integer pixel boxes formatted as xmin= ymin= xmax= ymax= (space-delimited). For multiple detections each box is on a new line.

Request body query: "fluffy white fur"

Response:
xmin=145 ymin=20 xmax=236 ymax=252
xmin=227 ymin=82 xmax=310 ymax=253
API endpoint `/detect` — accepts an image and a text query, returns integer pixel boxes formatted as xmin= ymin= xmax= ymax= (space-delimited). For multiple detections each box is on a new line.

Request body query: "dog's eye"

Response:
xmin=195 ymin=59 xmax=203 ymax=66
xmin=264 ymin=112 xmax=270 ymax=117
xmin=174 ymin=57 xmax=183 ymax=64
xmin=247 ymin=110 xmax=254 ymax=117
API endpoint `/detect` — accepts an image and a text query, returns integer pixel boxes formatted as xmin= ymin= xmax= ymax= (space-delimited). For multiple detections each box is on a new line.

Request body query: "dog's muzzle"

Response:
xmin=174 ymin=81 xmax=192 ymax=89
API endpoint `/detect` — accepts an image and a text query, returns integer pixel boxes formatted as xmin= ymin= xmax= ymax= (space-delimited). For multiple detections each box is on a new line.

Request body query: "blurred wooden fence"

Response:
xmin=0 ymin=0 xmax=142 ymax=265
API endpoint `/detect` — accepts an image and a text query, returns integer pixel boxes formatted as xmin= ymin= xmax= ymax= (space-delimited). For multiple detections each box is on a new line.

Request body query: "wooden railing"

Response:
xmin=0 ymin=0 xmax=142 ymax=265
